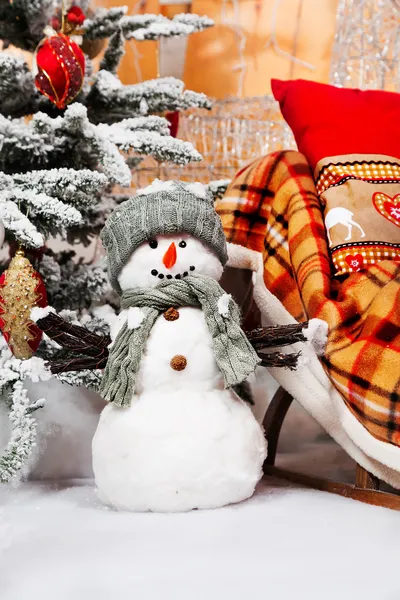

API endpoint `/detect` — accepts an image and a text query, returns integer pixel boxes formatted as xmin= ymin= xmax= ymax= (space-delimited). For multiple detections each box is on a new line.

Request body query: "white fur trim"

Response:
xmin=30 ymin=306 xmax=55 ymax=323
xmin=297 ymin=354 xmax=311 ymax=368
xmin=226 ymin=242 xmax=400 ymax=488
xmin=127 ymin=307 xmax=145 ymax=330
xmin=305 ymin=319 xmax=328 ymax=355
xmin=217 ymin=293 xmax=231 ymax=318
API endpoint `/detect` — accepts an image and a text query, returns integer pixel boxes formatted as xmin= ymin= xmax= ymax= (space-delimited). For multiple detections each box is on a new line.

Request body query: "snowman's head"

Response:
xmin=118 ymin=233 xmax=223 ymax=291
xmin=101 ymin=180 xmax=228 ymax=294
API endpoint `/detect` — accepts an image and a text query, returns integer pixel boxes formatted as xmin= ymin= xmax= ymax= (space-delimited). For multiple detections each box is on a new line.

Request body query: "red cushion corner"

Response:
xmin=271 ymin=78 xmax=287 ymax=102
xmin=272 ymin=79 xmax=400 ymax=170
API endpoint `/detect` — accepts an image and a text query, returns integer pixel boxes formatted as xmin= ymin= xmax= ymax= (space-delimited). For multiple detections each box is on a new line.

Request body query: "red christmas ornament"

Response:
xmin=66 ymin=6 xmax=86 ymax=26
xmin=0 ymin=250 xmax=48 ymax=360
xmin=165 ymin=111 xmax=180 ymax=138
xmin=50 ymin=16 xmax=61 ymax=31
xmin=35 ymin=32 xmax=85 ymax=109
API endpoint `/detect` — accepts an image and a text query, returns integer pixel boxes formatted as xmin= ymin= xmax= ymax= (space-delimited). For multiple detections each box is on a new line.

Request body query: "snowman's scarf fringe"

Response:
xmin=99 ymin=275 xmax=261 ymax=408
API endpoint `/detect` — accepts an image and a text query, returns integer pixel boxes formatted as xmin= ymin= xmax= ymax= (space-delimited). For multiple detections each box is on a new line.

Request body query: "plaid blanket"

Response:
xmin=216 ymin=151 xmax=400 ymax=447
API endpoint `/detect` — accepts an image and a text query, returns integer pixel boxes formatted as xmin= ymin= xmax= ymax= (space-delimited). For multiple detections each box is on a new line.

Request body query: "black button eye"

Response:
xmin=149 ymin=240 xmax=158 ymax=249
xmin=179 ymin=241 xmax=187 ymax=248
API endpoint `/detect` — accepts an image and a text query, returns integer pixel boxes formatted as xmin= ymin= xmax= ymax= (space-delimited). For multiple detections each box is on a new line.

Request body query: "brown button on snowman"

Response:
xmin=92 ymin=181 xmax=267 ymax=512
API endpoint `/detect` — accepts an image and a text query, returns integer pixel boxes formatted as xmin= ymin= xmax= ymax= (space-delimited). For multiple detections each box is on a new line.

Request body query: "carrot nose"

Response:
xmin=163 ymin=242 xmax=177 ymax=269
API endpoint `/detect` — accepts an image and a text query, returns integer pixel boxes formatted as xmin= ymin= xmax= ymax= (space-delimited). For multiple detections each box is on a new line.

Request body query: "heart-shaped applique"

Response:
xmin=345 ymin=254 xmax=364 ymax=271
xmin=372 ymin=192 xmax=400 ymax=228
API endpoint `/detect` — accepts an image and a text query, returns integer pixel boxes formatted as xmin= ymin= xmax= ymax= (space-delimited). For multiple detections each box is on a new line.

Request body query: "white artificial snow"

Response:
xmin=0 ymin=346 xmax=52 ymax=483
xmin=217 ymin=293 xmax=231 ymax=318
xmin=93 ymin=69 xmax=122 ymax=92
xmin=30 ymin=306 xmax=55 ymax=324
xmin=305 ymin=318 xmax=328 ymax=356
xmin=208 ymin=179 xmax=231 ymax=192
xmin=92 ymin=304 xmax=118 ymax=328
xmin=19 ymin=190 xmax=83 ymax=227
xmin=125 ymin=13 xmax=214 ymax=41
xmin=92 ymin=72 xmax=210 ymax=117
xmin=62 ymin=104 xmax=132 ymax=187
xmin=136 ymin=180 xmax=208 ymax=198
xmin=19 ymin=379 xmax=105 ymax=480
xmin=84 ymin=10 xmax=212 ymax=43
xmin=130 ymin=21 xmax=191 ymax=41
xmin=186 ymin=181 xmax=208 ymax=199
xmin=118 ymin=116 xmax=170 ymax=136
xmin=139 ymin=98 xmax=149 ymax=114
xmin=99 ymin=124 xmax=202 ymax=165
xmin=1 ymin=469 xmax=400 ymax=600
xmin=19 ymin=358 xmax=51 ymax=384
xmin=0 ymin=200 xmax=44 ymax=248
xmin=172 ymin=14 xmax=214 ymax=30
xmin=13 ymin=169 xmax=108 ymax=210
xmin=127 ymin=307 xmax=145 ymax=330
xmin=136 ymin=179 xmax=175 ymax=196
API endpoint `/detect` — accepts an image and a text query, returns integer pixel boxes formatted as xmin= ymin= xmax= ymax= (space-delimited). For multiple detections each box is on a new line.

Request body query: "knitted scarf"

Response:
xmin=99 ymin=275 xmax=260 ymax=407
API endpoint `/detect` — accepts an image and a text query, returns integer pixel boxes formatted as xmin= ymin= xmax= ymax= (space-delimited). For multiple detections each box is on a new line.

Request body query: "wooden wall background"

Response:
xmin=97 ymin=0 xmax=339 ymax=98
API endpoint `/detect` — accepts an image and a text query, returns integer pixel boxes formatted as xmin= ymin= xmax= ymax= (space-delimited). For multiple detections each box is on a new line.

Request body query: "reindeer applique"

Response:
xmin=324 ymin=207 xmax=366 ymax=246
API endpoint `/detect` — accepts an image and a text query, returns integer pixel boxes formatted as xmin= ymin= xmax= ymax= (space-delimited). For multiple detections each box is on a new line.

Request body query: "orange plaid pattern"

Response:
xmin=216 ymin=151 xmax=400 ymax=446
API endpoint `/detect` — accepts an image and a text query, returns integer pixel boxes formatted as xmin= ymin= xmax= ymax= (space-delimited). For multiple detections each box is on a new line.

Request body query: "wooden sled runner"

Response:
xmin=263 ymin=387 xmax=400 ymax=511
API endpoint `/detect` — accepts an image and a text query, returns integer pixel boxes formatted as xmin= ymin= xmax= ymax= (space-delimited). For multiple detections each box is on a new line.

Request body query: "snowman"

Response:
xmin=92 ymin=180 xmax=267 ymax=512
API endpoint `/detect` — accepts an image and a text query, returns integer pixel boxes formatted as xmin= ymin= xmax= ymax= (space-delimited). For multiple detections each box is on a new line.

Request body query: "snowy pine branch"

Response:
xmin=84 ymin=10 xmax=213 ymax=41
xmin=56 ymin=368 xmax=103 ymax=391
xmin=0 ymin=200 xmax=44 ymax=248
xmin=0 ymin=113 xmax=57 ymax=173
xmin=0 ymin=340 xmax=51 ymax=483
xmin=83 ymin=6 xmax=128 ymax=39
xmin=39 ymin=253 xmax=110 ymax=312
xmin=12 ymin=169 xmax=108 ymax=211
xmin=0 ymin=168 xmax=108 ymax=247
xmin=60 ymin=103 xmax=131 ymax=186
xmin=0 ymin=0 xmax=54 ymax=51
xmin=6 ymin=188 xmax=83 ymax=230
xmin=100 ymin=28 xmax=125 ymax=74
xmin=0 ymin=55 xmax=37 ymax=118
xmin=99 ymin=122 xmax=202 ymax=165
xmin=127 ymin=14 xmax=214 ymax=41
xmin=118 ymin=116 xmax=171 ymax=136
xmin=0 ymin=105 xmax=131 ymax=186
xmin=207 ymin=179 xmax=231 ymax=200
xmin=88 ymin=72 xmax=211 ymax=122
xmin=172 ymin=14 xmax=214 ymax=31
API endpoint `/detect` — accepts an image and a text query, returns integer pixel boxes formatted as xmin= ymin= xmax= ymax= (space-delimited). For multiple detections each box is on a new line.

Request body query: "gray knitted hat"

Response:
xmin=101 ymin=180 xmax=228 ymax=293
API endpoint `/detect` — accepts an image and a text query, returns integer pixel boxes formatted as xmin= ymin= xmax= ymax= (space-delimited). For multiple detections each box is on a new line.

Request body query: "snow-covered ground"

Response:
xmin=2 ymin=473 xmax=400 ymax=600
xmin=2 ymin=377 xmax=400 ymax=599
xmin=2 ymin=440 xmax=400 ymax=600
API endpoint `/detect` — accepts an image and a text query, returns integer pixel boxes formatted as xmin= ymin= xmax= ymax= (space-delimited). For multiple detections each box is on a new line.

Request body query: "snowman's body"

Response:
xmin=92 ymin=231 xmax=267 ymax=512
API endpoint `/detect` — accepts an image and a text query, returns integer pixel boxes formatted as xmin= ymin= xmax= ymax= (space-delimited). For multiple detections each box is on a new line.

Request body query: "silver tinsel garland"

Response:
xmin=330 ymin=0 xmax=400 ymax=90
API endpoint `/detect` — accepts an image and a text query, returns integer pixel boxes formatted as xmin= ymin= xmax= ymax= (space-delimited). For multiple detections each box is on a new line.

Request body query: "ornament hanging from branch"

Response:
xmin=0 ymin=250 xmax=48 ymax=360
xmin=34 ymin=2 xmax=86 ymax=109
xmin=165 ymin=111 xmax=179 ymax=138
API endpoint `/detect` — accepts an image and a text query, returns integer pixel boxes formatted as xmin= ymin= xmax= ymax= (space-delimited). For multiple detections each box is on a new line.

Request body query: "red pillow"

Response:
xmin=271 ymin=79 xmax=400 ymax=170
xmin=272 ymin=79 xmax=400 ymax=276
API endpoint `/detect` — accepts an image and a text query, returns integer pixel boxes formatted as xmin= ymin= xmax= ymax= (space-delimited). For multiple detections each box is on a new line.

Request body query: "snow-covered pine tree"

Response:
xmin=0 ymin=1 xmax=213 ymax=482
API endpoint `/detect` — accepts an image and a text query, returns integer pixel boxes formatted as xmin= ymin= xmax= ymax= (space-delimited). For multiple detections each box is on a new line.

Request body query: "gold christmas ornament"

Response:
xmin=0 ymin=250 xmax=47 ymax=360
